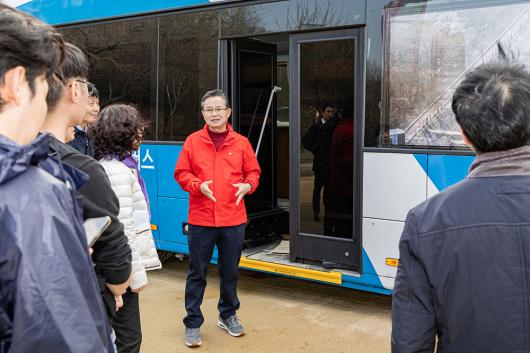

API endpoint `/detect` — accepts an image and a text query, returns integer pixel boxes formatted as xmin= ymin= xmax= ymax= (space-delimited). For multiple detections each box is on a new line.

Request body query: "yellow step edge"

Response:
xmin=239 ymin=257 xmax=342 ymax=285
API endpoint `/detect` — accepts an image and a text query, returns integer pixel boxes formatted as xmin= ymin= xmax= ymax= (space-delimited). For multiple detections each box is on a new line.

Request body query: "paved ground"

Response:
xmin=140 ymin=258 xmax=392 ymax=353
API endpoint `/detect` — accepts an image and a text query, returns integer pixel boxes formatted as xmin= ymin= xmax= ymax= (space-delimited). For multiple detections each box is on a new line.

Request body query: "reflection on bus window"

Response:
xmin=382 ymin=1 xmax=530 ymax=148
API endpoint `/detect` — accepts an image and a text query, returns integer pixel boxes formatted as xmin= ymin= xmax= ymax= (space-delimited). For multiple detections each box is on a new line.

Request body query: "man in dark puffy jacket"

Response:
xmin=392 ymin=48 xmax=530 ymax=353
xmin=0 ymin=4 xmax=113 ymax=353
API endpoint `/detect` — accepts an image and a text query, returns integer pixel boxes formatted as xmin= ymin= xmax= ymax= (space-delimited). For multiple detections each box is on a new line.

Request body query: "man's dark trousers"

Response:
xmin=312 ymin=169 xmax=328 ymax=218
xmin=183 ymin=224 xmax=246 ymax=328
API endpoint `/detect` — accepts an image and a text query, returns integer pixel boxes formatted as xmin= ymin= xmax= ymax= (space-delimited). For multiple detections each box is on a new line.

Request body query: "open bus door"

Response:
xmin=222 ymin=38 xmax=289 ymax=248
xmin=289 ymin=29 xmax=363 ymax=271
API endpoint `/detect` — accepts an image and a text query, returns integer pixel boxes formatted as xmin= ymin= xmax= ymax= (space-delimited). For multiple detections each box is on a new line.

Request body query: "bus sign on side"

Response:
xmin=139 ymin=148 xmax=155 ymax=170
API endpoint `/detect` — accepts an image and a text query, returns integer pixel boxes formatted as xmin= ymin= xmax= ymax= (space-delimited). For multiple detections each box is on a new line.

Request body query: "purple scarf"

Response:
xmin=121 ymin=154 xmax=150 ymax=213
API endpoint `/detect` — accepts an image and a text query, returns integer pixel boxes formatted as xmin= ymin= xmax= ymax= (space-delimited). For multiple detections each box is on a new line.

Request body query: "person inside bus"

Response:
xmin=68 ymin=82 xmax=100 ymax=155
xmin=324 ymin=100 xmax=354 ymax=238
xmin=174 ymin=89 xmax=261 ymax=348
xmin=302 ymin=103 xmax=339 ymax=222
xmin=392 ymin=46 xmax=530 ymax=353
xmin=0 ymin=5 xmax=115 ymax=352
xmin=41 ymin=43 xmax=133 ymax=334
xmin=90 ymin=103 xmax=162 ymax=353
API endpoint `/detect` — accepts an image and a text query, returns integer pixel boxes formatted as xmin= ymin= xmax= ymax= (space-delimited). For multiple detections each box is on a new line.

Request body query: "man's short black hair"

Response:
xmin=321 ymin=103 xmax=335 ymax=112
xmin=452 ymin=46 xmax=530 ymax=153
xmin=200 ymin=89 xmax=230 ymax=109
xmin=62 ymin=43 xmax=89 ymax=80
xmin=0 ymin=4 xmax=65 ymax=111
xmin=46 ymin=43 xmax=89 ymax=110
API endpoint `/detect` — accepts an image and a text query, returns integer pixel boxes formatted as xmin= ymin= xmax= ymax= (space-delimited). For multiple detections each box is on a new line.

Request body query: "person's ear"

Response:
xmin=0 ymin=66 xmax=27 ymax=106
xmin=71 ymin=81 xmax=82 ymax=104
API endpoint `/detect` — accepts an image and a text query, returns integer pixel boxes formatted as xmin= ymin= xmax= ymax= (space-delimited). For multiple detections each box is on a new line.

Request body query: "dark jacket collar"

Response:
xmin=468 ymin=145 xmax=530 ymax=178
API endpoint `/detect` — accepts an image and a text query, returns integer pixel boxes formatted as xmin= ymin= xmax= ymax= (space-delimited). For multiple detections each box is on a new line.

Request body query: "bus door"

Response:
xmin=223 ymin=38 xmax=289 ymax=248
xmin=289 ymin=29 xmax=364 ymax=270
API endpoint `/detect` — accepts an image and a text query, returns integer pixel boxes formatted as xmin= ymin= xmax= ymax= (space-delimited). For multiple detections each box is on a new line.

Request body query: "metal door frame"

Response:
xmin=289 ymin=28 xmax=365 ymax=271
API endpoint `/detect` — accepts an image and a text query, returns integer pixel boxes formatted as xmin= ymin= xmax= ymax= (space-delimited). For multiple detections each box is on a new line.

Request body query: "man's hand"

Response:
xmin=131 ymin=285 xmax=147 ymax=294
xmin=114 ymin=295 xmax=123 ymax=312
xmin=200 ymin=180 xmax=216 ymax=202
xmin=233 ymin=183 xmax=252 ymax=206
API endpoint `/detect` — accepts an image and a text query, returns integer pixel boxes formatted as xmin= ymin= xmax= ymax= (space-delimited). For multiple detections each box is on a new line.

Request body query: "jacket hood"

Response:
xmin=0 ymin=133 xmax=50 ymax=185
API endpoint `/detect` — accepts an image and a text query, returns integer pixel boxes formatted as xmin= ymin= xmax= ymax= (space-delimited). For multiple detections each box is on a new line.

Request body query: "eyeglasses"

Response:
xmin=74 ymin=79 xmax=95 ymax=95
xmin=203 ymin=108 xmax=229 ymax=115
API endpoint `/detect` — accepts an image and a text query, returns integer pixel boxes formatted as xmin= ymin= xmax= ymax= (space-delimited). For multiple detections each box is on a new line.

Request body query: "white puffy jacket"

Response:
xmin=100 ymin=158 xmax=161 ymax=290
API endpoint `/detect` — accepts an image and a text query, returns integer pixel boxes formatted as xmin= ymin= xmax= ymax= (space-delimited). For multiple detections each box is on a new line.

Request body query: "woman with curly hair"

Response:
xmin=89 ymin=103 xmax=161 ymax=353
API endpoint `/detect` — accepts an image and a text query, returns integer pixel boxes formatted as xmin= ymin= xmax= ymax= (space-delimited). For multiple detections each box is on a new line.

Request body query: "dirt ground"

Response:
xmin=139 ymin=258 xmax=392 ymax=353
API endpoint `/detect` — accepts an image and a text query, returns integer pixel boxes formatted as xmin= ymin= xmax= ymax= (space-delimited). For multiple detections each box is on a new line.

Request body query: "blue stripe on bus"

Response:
xmin=414 ymin=153 xmax=475 ymax=192
xmin=427 ymin=155 xmax=475 ymax=192
xmin=342 ymin=249 xmax=391 ymax=295
xmin=18 ymin=0 xmax=216 ymax=25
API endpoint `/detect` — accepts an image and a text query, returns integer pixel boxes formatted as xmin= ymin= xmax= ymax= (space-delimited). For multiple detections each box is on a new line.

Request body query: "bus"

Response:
xmin=16 ymin=0 xmax=527 ymax=294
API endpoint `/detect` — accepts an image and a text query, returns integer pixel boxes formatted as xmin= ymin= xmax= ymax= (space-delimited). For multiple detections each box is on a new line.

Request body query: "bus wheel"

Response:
xmin=157 ymin=250 xmax=175 ymax=263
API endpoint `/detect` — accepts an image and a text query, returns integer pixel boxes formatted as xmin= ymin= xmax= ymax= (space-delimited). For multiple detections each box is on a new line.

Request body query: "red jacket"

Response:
xmin=174 ymin=124 xmax=261 ymax=227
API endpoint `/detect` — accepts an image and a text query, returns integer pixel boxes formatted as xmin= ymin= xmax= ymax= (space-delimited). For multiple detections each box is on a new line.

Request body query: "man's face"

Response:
xmin=322 ymin=106 xmax=335 ymax=120
xmin=83 ymin=96 xmax=100 ymax=125
xmin=202 ymin=96 xmax=231 ymax=131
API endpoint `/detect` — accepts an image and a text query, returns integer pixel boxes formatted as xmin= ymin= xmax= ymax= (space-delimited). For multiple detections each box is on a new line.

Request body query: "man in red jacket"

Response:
xmin=174 ymin=89 xmax=261 ymax=348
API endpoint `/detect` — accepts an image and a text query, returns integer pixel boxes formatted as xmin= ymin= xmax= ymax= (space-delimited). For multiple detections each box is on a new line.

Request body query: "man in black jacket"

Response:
xmin=392 ymin=49 xmax=530 ymax=353
xmin=301 ymin=104 xmax=338 ymax=222
xmin=42 ymin=43 xmax=132 ymax=318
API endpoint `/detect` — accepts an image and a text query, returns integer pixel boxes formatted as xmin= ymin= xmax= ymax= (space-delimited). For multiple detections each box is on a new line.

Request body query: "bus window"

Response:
xmin=381 ymin=0 xmax=530 ymax=149
xmin=62 ymin=19 xmax=157 ymax=141
xmin=158 ymin=12 xmax=218 ymax=142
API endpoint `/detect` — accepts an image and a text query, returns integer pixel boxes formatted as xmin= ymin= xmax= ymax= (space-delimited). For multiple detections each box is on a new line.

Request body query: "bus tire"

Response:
xmin=157 ymin=250 xmax=175 ymax=263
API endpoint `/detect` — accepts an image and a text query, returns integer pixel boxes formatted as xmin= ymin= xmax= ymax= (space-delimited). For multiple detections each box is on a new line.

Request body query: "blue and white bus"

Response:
xmin=15 ymin=0 xmax=527 ymax=294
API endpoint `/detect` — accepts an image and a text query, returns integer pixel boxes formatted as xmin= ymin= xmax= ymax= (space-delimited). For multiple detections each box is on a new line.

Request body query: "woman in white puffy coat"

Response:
xmin=89 ymin=104 xmax=161 ymax=353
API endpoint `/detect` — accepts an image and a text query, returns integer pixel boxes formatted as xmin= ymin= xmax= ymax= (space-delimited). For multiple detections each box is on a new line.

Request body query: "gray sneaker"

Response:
xmin=217 ymin=315 xmax=245 ymax=337
xmin=184 ymin=327 xmax=202 ymax=347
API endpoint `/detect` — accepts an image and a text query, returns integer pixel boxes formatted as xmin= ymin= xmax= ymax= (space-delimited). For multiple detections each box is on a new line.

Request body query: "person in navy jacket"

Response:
xmin=392 ymin=46 xmax=530 ymax=353
xmin=0 ymin=5 xmax=113 ymax=353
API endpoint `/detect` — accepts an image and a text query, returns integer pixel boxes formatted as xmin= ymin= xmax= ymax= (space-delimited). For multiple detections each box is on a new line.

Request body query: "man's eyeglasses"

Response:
xmin=203 ymin=108 xmax=229 ymax=115
xmin=74 ymin=79 xmax=96 ymax=95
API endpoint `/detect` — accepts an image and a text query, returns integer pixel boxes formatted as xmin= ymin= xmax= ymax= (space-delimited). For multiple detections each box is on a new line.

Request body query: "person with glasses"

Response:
xmin=40 ymin=43 xmax=133 ymax=350
xmin=174 ymin=89 xmax=261 ymax=348
xmin=68 ymin=81 xmax=99 ymax=155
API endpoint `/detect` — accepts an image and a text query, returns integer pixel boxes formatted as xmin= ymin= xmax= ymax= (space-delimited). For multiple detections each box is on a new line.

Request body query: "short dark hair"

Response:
xmin=46 ymin=43 xmax=89 ymax=110
xmin=89 ymin=104 xmax=147 ymax=161
xmin=62 ymin=43 xmax=89 ymax=80
xmin=452 ymin=46 xmax=530 ymax=153
xmin=321 ymin=103 xmax=335 ymax=112
xmin=200 ymin=89 xmax=230 ymax=109
xmin=0 ymin=4 xmax=65 ymax=111
xmin=46 ymin=73 xmax=65 ymax=113
xmin=88 ymin=83 xmax=99 ymax=98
